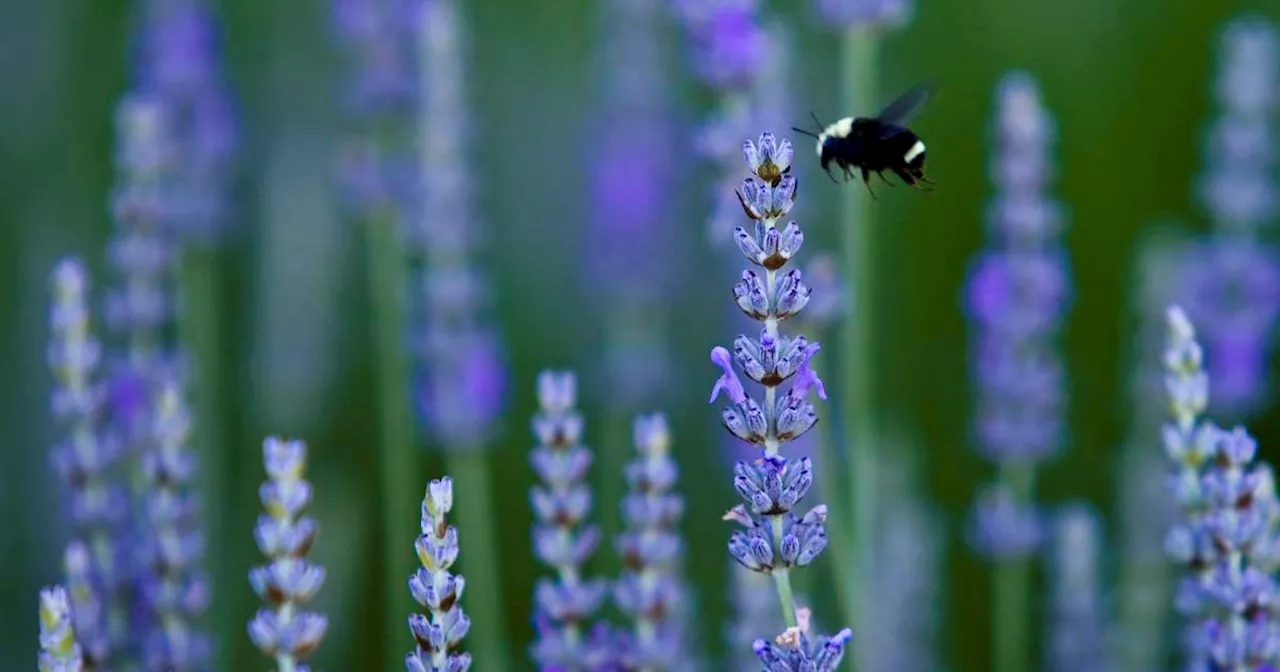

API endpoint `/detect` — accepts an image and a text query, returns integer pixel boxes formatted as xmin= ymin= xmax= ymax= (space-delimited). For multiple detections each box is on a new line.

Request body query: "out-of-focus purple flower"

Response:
xmin=672 ymin=0 xmax=765 ymax=90
xmin=410 ymin=0 xmax=507 ymax=449
xmin=528 ymin=372 xmax=613 ymax=669
xmin=332 ymin=0 xmax=418 ymax=117
xmin=249 ymin=437 xmax=328 ymax=668
xmin=138 ymin=0 xmax=239 ymax=245
xmin=964 ymin=72 xmax=1068 ymax=561
xmin=1044 ymin=504 xmax=1111 ymax=672
xmin=725 ymin=563 xmax=782 ymax=669
xmin=812 ymin=0 xmax=912 ymax=29
xmin=1183 ymin=17 xmax=1280 ymax=421
xmin=136 ymin=379 xmax=210 ymax=670
xmin=38 ymin=586 xmax=85 ymax=672
xmin=61 ymin=543 xmax=109 ymax=667
xmin=406 ymin=476 xmax=473 ymax=671
xmin=612 ymin=414 xmax=691 ymax=670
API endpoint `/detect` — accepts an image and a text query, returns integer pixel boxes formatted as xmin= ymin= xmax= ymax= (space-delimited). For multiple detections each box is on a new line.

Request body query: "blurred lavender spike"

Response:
xmin=528 ymin=371 xmax=613 ymax=669
xmin=1044 ymin=504 xmax=1111 ymax=672
xmin=406 ymin=477 xmax=473 ymax=672
xmin=725 ymin=562 xmax=782 ymax=669
xmin=964 ymin=71 xmax=1069 ymax=560
xmin=1183 ymin=16 xmax=1280 ymax=420
xmin=813 ymin=0 xmax=913 ymax=29
xmin=137 ymin=378 xmax=210 ymax=669
xmin=47 ymin=258 xmax=127 ymax=667
xmin=1114 ymin=227 xmax=1188 ymax=671
xmin=670 ymin=0 xmax=766 ymax=91
xmin=138 ymin=0 xmax=239 ymax=245
xmin=613 ymin=414 xmax=690 ymax=670
xmin=248 ymin=437 xmax=328 ymax=670
xmin=412 ymin=0 xmax=507 ymax=447
xmin=588 ymin=0 xmax=676 ymax=406
xmin=38 ymin=586 xmax=85 ymax=672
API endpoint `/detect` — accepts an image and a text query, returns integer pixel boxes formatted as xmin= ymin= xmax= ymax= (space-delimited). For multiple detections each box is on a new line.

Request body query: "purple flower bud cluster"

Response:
xmin=137 ymin=379 xmax=211 ymax=669
xmin=1044 ymin=504 xmax=1110 ymax=672
xmin=671 ymin=0 xmax=766 ymax=91
xmin=248 ymin=438 xmax=328 ymax=670
xmin=612 ymin=414 xmax=687 ymax=669
xmin=528 ymin=372 xmax=613 ymax=670
xmin=964 ymin=72 xmax=1069 ymax=560
xmin=138 ymin=0 xmax=238 ymax=245
xmin=708 ymin=132 xmax=849 ymax=667
xmin=38 ymin=586 xmax=85 ymax=672
xmin=406 ymin=477 xmax=473 ymax=672
xmin=752 ymin=607 xmax=853 ymax=672
xmin=410 ymin=0 xmax=506 ymax=448
xmin=46 ymin=258 xmax=127 ymax=667
xmin=1182 ymin=17 xmax=1280 ymax=420
xmin=1162 ymin=306 xmax=1280 ymax=668
xmin=812 ymin=0 xmax=913 ymax=29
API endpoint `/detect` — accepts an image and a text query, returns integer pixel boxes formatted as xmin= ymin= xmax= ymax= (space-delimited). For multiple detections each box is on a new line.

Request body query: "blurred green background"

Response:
xmin=6 ymin=0 xmax=1280 ymax=670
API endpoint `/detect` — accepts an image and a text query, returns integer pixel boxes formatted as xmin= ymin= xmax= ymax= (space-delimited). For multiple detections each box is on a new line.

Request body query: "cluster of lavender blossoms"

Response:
xmin=248 ymin=438 xmax=328 ymax=670
xmin=407 ymin=477 xmax=472 ymax=671
xmin=811 ymin=0 xmax=912 ymax=28
xmin=137 ymin=380 xmax=211 ymax=669
xmin=1162 ymin=306 xmax=1280 ymax=669
xmin=613 ymin=414 xmax=686 ymax=669
xmin=1043 ymin=504 xmax=1109 ymax=672
xmin=47 ymin=258 xmax=125 ymax=667
xmin=965 ymin=72 xmax=1069 ymax=559
xmin=38 ymin=586 xmax=85 ymax=672
xmin=1184 ymin=17 xmax=1280 ymax=420
xmin=411 ymin=0 xmax=506 ymax=445
xmin=709 ymin=132 xmax=850 ymax=669
xmin=529 ymin=372 xmax=612 ymax=669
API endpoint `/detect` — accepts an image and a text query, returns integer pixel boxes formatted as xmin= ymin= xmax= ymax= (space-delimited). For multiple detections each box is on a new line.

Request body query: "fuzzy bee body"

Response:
xmin=797 ymin=82 xmax=937 ymax=198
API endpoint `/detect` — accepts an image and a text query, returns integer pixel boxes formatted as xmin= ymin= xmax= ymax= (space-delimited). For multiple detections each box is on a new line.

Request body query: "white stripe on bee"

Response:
xmin=904 ymin=140 xmax=926 ymax=163
xmin=816 ymin=118 xmax=854 ymax=156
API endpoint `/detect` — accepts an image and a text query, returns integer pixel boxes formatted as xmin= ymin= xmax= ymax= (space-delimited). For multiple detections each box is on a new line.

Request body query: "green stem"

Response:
xmin=177 ymin=247 xmax=229 ymax=672
xmin=994 ymin=463 xmax=1035 ymax=672
xmin=364 ymin=218 xmax=418 ymax=670
xmin=769 ymin=518 xmax=799 ymax=630
xmin=445 ymin=452 xmax=511 ymax=671
xmin=837 ymin=26 xmax=882 ymax=642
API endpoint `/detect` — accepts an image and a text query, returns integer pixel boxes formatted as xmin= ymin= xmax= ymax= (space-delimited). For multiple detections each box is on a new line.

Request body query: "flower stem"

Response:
xmin=994 ymin=463 xmax=1035 ymax=672
xmin=769 ymin=515 xmax=799 ymax=630
xmin=837 ymin=25 xmax=881 ymax=640
xmin=364 ymin=217 xmax=418 ymax=670
xmin=177 ymin=246 xmax=229 ymax=672
xmin=445 ymin=451 xmax=511 ymax=671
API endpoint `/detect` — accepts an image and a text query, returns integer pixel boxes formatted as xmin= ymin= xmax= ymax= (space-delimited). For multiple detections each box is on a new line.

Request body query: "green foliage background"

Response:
xmin=5 ymin=0 xmax=1280 ymax=669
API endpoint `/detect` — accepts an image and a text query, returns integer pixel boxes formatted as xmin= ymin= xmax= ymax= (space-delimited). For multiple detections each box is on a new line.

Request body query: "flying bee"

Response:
xmin=793 ymin=81 xmax=937 ymax=199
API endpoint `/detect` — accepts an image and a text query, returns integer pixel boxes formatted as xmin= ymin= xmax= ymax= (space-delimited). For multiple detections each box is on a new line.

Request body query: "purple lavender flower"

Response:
xmin=671 ymin=0 xmax=765 ymax=90
xmin=613 ymin=414 xmax=688 ymax=670
xmin=709 ymin=132 xmax=846 ymax=663
xmin=964 ymin=72 xmax=1068 ymax=561
xmin=410 ymin=0 xmax=506 ymax=448
xmin=1161 ymin=305 xmax=1280 ymax=669
xmin=38 ymin=586 xmax=85 ymax=672
xmin=46 ymin=258 xmax=127 ymax=666
xmin=1183 ymin=17 xmax=1280 ymax=421
xmin=137 ymin=0 xmax=239 ymax=245
xmin=248 ymin=438 xmax=328 ymax=670
xmin=406 ymin=477 xmax=473 ymax=672
xmin=136 ymin=379 xmax=210 ymax=669
xmin=812 ymin=0 xmax=912 ymax=28
xmin=528 ymin=372 xmax=612 ymax=670
xmin=752 ymin=607 xmax=853 ymax=672
xmin=1044 ymin=504 xmax=1110 ymax=672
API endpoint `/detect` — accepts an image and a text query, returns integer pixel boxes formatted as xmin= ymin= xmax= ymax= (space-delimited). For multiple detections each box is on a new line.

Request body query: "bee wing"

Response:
xmin=875 ymin=80 xmax=936 ymax=126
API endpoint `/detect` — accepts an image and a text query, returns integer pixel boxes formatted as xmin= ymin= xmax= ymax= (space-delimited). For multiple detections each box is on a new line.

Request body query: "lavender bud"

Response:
xmin=406 ymin=476 xmax=473 ymax=671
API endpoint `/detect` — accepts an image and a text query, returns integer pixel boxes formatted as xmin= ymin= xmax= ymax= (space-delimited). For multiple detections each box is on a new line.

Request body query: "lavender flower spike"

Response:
xmin=249 ymin=437 xmax=328 ymax=671
xmin=614 ymin=414 xmax=687 ymax=670
xmin=711 ymin=132 xmax=844 ymax=660
xmin=1044 ymin=504 xmax=1110 ymax=672
xmin=753 ymin=607 xmax=853 ymax=672
xmin=406 ymin=477 xmax=472 ymax=672
xmin=529 ymin=371 xmax=611 ymax=670
xmin=138 ymin=378 xmax=211 ymax=669
xmin=1161 ymin=306 xmax=1280 ymax=669
xmin=47 ymin=258 xmax=123 ymax=666
xmin=38 ymin=586 xmax=85 ymax=672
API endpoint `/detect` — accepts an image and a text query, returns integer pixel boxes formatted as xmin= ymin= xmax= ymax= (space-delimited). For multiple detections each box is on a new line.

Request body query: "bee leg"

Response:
xmin=875 ymin=170 xmax=896 ymax=187
xmin=822 ymin=167 xmax=839 ymax=184
xmin=859 ymin=169 xmax=878 ymax=200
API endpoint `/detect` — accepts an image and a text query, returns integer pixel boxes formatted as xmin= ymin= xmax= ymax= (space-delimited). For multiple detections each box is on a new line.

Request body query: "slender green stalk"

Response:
xmin=364 ymin=218 xmax=418 ymax=670
xmin=836 ymin=26 xmax=881 ymax=642
xmin=177 ymin=247 xmax=229 ymax=672
xmin=445 ymin=452 xmax=511 ymax=671
xmin=597 ymin=314 xmax=633 ymax=576
xmin=994 ymin=463 xmax=1035 ymax=672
